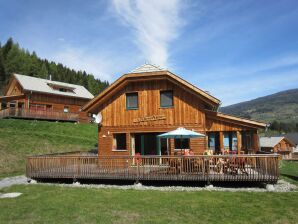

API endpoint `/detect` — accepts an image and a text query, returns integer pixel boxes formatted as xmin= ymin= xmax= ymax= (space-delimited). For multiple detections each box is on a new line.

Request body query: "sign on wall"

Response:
xmin=133 ymin=115 xmax=166 ymax=123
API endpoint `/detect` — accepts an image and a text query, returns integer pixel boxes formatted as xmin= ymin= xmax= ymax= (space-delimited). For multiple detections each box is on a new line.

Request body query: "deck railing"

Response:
xmin=26 ymin=154 xmax=280 ymax=183
xmin=0 ymin=108 xmax=79 ymax=121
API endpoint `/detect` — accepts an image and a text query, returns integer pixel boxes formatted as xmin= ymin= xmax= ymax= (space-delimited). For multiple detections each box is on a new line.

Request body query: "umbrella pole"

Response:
xmin=180 ymin=136 xmax=182 ymax=155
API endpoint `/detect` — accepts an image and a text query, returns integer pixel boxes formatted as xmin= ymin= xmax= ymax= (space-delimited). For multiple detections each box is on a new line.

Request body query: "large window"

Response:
xmin=113 ymin=133 xmax=127 ymax=150
xmin=174 ymin=138 xmax=190 ymax=149
xmin=160 ymin=90 xmax=173 ymax=108
xmin=208 ymin=133 xmax=216 ymax=150
xmin=126 ymin=92 xmax=138 ymax=110
xmin=224 ymin=132 xmax=238 ymax=151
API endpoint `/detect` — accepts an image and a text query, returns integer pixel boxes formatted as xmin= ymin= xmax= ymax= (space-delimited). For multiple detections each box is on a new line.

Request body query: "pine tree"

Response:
xmin=39 ymin=63 xmax=48 ymax=78
xmin=0 ymin=38 xmax=109 ymax=95
xmin=2 ymin=37 xmax=14 ymax=60
xmin=4 ymin=44 xmax=23 ymax=74
xmin=0 ymin=47 xmax=7 ymax=93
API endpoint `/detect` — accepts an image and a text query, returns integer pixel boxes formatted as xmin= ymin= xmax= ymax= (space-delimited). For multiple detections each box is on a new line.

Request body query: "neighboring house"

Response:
xmin=82 ymin=64 xmax=266 ymax=156
xmin=260 ymin=136 xmax=295 ymax=159
xmin=0 ymin=74 xmax=94 ymax=122
xmin=283 ymin=133 xmax=298 ymax=153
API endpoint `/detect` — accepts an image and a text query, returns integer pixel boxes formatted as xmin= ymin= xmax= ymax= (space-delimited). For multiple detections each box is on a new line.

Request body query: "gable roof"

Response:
xmin=259 ymin=136 xmax=296 ymax=148
xmin=12 ymin=74 xmax=94 ymax=99
xmin=260 ymin=137 xmax=284 ymax=148
xmin=283 ymin=133 xmax=298 ymax=145
xmin=131 ymin=63 xmax=165 ymax=73
xmin=205 ymin=110 xmax=267 ymax=128
xmin=83 ymin=64 xmax=221 ymax=113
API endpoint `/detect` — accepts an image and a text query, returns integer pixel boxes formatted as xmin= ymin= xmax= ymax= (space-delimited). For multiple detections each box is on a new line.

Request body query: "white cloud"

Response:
xmin=112 ymin=0 xmax=184 ymax=68
xmin=52 ymin=47 xmax=115 ymax=82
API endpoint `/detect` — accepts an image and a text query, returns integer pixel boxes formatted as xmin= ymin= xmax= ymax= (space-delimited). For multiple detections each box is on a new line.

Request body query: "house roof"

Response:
xmin=205 ymin=110 xmax=267 ymax=128
xmin=260 ymin=137 xmax=286 ymax=148
xmin=283 ymin=133 xmax=298 ymax=145
xmin=82 ymin=64 xmax=221 ymax=113
xmin=13 ymin=74 xmax=94 ymax=99
xmin=131 ymin=63 xmax=165 ymax=73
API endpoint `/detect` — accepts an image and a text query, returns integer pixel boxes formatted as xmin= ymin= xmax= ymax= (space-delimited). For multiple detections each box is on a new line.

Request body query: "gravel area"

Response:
xmin=43 ymin=179 xmax=297 ymax=192
xmin=1 ymin=175 xmax=296 ymax=192
xmin=0 ymin=175 xmax=28 ymax=189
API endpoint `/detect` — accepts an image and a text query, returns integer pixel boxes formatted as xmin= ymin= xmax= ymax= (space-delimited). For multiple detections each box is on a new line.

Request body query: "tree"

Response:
xmin=0 ymin=37 xmax=109 ymax=95
xmin=38 ymin=63 xmax=48 ymax=78
xmin=2 ymin=37 xmax=14 ymax=60
xmin=0 ymin=47 xmax=6 ymax=82
xmin=4 ymin=44 xmax=24 ymax=74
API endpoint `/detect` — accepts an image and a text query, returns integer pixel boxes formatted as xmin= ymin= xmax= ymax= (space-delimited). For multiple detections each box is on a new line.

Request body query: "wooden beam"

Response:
xmin=237 ymin=131 xmax=242 ymax=154
xmin=252 ymin=131 xmax=259 ymax=153
xmin=219 ymin=132 xmax=224 ymax=153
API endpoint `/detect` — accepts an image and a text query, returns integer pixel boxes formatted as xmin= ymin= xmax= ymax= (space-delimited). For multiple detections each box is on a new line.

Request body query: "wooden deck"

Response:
xmin=0 ymin=108 xmax=79 ymax=122
xmin=26 ymin=154 xmax=280 ymax=183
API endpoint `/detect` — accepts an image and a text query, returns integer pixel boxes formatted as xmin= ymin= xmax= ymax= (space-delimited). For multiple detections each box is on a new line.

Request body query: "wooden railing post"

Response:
xmin=25 ymin=154 xmax=280 ymax=183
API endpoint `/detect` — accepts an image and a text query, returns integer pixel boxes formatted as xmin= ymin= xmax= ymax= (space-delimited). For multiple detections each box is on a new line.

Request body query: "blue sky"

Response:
xmin=1 ymin=0 xmax=298 ymax=106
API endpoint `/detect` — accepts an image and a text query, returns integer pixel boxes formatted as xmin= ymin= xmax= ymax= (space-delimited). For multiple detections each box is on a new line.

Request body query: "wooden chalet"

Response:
xmin=26 ymin=64 xmax=280 ymax=184
xmin=260 ymin=136 xmax=295 ymax=159
xmin=0 ymin=74 xmax=93 ymax=122
xmin=82 ymin=64 xmax=267 ymax=156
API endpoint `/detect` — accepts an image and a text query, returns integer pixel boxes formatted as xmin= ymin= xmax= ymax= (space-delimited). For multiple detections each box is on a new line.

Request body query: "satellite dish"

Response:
xmin=93 ymin=112 xmax=102 ymax=124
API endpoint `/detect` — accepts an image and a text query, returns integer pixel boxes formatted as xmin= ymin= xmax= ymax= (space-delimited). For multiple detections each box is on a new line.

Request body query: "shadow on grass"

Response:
xmin=280 ymin=173 xmax=298 ymax=181
xmin=33 ymin=178 xmax=269 ymax=188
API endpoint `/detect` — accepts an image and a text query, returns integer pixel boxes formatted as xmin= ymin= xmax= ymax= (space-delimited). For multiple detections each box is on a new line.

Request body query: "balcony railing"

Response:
xmin=0 ymin=108 xmax=79 ymax=122
xmin=26 ymin=154 xmax=280 ymax=183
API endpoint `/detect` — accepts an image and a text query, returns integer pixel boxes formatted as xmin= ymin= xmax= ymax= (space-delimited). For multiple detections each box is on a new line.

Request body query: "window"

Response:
xmin=232 ymin=132 xmax=238 ymax=151
xmin=46 ymin=105 xmax=52 ymax=111
xmin=1 ymin=102 xmax=7 ymax=109
xmin=59 ymin=88 xmax=67 ymax=92
xmin=160 ymin=90 xmax=173 ymax=108
xmin=64 ymin=106 xmax=69 ymax=113
xmin=30 ymin=104 xmax=46 ymax=111
xmin=208 ymin=133 xmax=216 ymax=150
xmin=126 ymin=92 xmax=138 ymax=109
xmin=9 ymin=101 xmax=16 ymax=108
xmin=174 ymin=138 xmax=190 ymax=149
xmin=113 ymin=133 xmax=127 ymax=150
xmin=47 ymin=83 xmax=75 ymax=93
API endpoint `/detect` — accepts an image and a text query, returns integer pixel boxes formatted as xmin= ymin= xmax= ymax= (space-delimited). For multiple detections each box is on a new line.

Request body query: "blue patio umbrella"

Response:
xmin=157 ymin=127 xmax=205 ymax=154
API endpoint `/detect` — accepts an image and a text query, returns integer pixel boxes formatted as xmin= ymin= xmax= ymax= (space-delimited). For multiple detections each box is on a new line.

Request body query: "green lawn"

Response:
xmin=0 ymin=184 xmax=297 ymax=224
xmin=280 ymin=160 xmax=298 ymax=186
xmin=0 ymin=119 xmax=97 ymax=178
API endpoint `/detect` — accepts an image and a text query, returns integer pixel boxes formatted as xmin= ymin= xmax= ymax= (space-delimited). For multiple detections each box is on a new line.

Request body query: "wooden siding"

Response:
xmin=273 ymin=138 xmax=295 ymax=153
xmin=1 ymin=76 xmax=91 ymax=122
xmin=98 ymin=80 xmax=205 ymax=127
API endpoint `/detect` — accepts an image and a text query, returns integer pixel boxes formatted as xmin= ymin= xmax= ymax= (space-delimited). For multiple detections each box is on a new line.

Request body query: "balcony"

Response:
xmin=26 ymin=153 xmax=280 ymax=183
xmin=0 ymin=108 xmax=79 ymax=122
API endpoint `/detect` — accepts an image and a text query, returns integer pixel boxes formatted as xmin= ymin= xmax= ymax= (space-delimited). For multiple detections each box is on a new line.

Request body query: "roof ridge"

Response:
xmin=13 ymin=73 xmax=94 ymax=99
xmin=130 ymin=63 xmax=166 ymax=73
xmin=14 ymin=73 xmax=85 ymax=88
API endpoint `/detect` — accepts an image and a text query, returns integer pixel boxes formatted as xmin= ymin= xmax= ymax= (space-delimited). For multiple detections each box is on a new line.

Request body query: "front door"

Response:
xmin=134 ymin=133 xmax=168 ymax=156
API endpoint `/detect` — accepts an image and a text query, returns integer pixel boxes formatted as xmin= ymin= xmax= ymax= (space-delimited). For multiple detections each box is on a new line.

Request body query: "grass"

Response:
xmin=0 ymin=184 xmax=297 ymax=224
xmin=280 ymin=160 xmax=298 ymax=186
xmin=0 ymin=119 xmax=97 ymax=178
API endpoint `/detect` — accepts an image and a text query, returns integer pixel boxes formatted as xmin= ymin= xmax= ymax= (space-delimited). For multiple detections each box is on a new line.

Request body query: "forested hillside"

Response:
xmin=221 ymin=89 xmax=298 ymax=133
xmin=0 ymin=38 xmax=109 ymax=95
